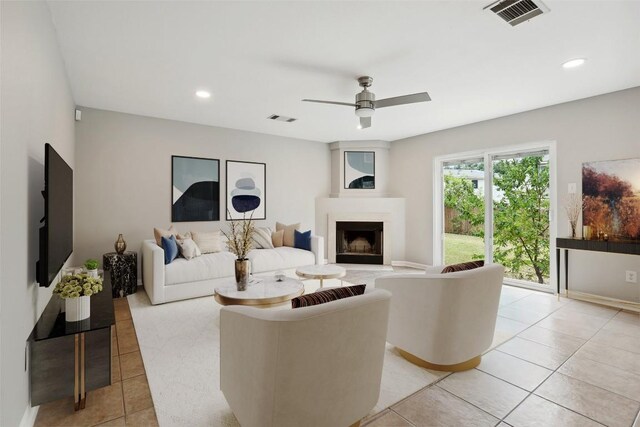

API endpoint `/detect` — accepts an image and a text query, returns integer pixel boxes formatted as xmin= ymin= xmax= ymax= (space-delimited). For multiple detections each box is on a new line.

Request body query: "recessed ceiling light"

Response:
xmin=356 ymin=124 xmax=362 ymax=130
xmin=562 ymin=58 xmax=586 ymax=69
xmin=195 ymin=90 xmax=211 ymax=99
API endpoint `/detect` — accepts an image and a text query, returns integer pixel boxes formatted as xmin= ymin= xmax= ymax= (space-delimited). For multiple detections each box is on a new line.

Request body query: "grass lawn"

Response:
xmin=444 ymin=232 xmax=550 ymax=284
xmin=444 ymin=233 xmax=484 ymax=265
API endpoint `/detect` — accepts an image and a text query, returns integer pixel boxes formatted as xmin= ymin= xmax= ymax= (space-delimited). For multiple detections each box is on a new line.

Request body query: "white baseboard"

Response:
xmin=19 ymin=405 xmax=38 ymax=427
xmin=391 ymin=260 xmax=429 ymax=270
xmin=564 ymin=290 xmax=640 ymax=313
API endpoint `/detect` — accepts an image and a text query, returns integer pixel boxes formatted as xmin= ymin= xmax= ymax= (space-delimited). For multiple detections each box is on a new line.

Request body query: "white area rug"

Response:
xmin=128 ymin=277 xmax=447 ymax=427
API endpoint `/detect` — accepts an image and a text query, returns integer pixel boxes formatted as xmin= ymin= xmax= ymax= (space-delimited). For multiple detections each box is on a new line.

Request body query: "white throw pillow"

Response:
xmin=176 ymin=238 xmax=201 ymax=260
xmin=252 ymin=227 xmax=274 ymax=249
xmin=192 ymin=230 xmax=223 ymax=254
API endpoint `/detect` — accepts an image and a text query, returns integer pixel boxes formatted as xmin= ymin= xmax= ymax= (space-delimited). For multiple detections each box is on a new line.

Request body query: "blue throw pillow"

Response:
xmin=294 ymin=230 xmax=312 ymax=251
xmin=162 ymin=235 xmax=179 ymax=265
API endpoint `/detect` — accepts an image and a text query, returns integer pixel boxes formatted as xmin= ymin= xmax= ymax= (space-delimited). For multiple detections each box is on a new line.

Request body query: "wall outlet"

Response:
xmin=568 ymin=183 xmax=577 ymax=194
xmin=626 ymin=271 xmax=637 ymax=283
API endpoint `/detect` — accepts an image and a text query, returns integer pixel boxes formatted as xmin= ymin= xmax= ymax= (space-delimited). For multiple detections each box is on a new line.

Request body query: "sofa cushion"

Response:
xmin=192 ymin=230 xmax=223 ymax=254
xmin=276 ymin=222 xmax=300 ymax=247
xmin=162 ymin=235 xmax=179 ymax=265
xmin=247 ymin=246 xmax=315 ymax=273
xmin=154 ymin=225 xmax=177 ymax=246
xmin=294 ymin=230 xmax=311 ymax=251
xmin=176 ymin=238 xmax=201 ymax=260
xmin=441 ymin=260 xmax=484 ymax=274
xmin=252 ymin=227 xmax=274 ymax=249
xmin=271 ymin=230 xmax=284 ymax=247
xmin=291 ymin=284 xmax=366 ymax=308
xmin=164 ymin=251 xmax=237 ymax=285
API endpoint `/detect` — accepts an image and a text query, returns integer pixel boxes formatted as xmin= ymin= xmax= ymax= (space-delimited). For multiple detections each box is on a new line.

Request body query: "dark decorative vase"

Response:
xmin=115 ymin=234 xmax=127 ymax=254
xmin=235 ymin=259 xmax=250 ymax=291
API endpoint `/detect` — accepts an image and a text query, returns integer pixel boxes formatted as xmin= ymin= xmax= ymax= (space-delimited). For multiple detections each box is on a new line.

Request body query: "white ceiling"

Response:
xmin=48 ymin=1 xmax=640 ymax=143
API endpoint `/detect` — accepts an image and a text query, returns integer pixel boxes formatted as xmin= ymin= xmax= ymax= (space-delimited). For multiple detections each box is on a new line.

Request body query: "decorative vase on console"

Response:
xmin=53 ymin=273 xmax=104 ymax=322
xmin=223 ymin=210 xmax=255 ymax=291
xmin=564 ymin=193 xmax=583 ymax=239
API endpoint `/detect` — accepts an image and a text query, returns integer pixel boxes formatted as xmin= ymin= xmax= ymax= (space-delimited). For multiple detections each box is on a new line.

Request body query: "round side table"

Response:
xmin=103 ymin=251 xmax=137 ymax=298
xmin=295 ymin=264 xmax=346 ymax=289
xmin=214 ymin=276 xmax=304 ymax=307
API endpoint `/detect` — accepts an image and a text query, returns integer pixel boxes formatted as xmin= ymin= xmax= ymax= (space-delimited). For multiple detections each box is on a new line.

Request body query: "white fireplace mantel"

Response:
xmin=316 ymin=197 xmax=405 ymax=264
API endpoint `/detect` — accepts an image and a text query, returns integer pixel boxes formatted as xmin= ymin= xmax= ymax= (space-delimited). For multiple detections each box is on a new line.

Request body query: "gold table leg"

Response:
xmin=74 ymin=333 xmax=87 ymax=411
xmin=80 ymin=332 xmax=86 ymax=409
xmin=74 ymin=334 xmax=80 ymax=410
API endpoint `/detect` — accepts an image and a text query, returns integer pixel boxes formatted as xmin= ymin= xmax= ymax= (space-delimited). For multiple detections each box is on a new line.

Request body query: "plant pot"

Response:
xmin=65 ymin=296 xmax=90 ymax=322
xmin=86 ymin=269 xmax=99 ymax=278
xmin=235 ymin=259 xmax=250 ymax=291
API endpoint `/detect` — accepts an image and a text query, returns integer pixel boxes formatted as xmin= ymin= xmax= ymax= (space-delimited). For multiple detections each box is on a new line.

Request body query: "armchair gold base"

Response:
xmin=397 ymin=348 xmax=481 ymax=372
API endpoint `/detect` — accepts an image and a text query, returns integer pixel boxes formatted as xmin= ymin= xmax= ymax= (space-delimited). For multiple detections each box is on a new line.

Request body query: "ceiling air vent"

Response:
xmin=485 ymin=0 xmax=549 ymax=26
xmin=267 ymin=114 xmax=297 ymax=123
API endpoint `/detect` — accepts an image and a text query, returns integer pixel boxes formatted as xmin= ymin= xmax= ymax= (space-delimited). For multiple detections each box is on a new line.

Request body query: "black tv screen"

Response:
xmin=38 ymin=143 xmax=73 ymax=287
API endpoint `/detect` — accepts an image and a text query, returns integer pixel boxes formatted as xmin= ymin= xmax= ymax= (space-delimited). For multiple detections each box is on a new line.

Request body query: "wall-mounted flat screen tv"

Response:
xmin=37 ymin=143 xmax=73 ymax=287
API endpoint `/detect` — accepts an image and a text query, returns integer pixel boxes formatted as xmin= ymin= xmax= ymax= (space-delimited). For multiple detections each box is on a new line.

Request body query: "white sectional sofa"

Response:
xmin=141 ymin=236 xmax=324 ymax=304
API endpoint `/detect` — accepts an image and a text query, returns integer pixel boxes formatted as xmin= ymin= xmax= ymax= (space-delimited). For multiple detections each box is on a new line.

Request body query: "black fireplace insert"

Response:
xmin=336 ymin=221 xmax=383 ymax=264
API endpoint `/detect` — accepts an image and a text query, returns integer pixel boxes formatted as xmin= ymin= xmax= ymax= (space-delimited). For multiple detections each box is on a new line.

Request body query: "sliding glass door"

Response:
xmin=442 ymin=158 xmax=485 ymax=265
xmin=436 ymin=144 xmax=555 ymax=291
xmin=490 ymin=151 xmax=550 ymax=286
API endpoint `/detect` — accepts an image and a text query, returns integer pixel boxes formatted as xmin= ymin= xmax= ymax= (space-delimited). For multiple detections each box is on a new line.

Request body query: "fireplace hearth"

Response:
xmin=336 ymin=221 xmax=383 ymax=264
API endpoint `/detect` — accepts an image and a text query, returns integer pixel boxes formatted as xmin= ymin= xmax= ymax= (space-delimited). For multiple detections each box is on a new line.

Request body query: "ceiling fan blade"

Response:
xmin=374 ymin=92 xmax=431 ymax=109
xmin=360 ymin=116 xmax=371 ymax=129
xmin=302 ymin=99 xmax=357 ymax=107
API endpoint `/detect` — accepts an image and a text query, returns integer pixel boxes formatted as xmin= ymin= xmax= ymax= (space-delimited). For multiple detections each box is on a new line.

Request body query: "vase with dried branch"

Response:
xmin=564 ymin=193 xmax=584 ymax=238
xmin=222 ymin=210 xmax=255 ymax=290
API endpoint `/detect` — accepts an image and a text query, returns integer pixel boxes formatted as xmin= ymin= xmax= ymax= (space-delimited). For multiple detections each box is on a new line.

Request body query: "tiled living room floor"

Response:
xmin=33 ymin=284 xmax=639 ymax=427
xmin=34 ymin=298 xmax=158 ymax=427
xmin=364 ymin=286 xmax=640 ymax=427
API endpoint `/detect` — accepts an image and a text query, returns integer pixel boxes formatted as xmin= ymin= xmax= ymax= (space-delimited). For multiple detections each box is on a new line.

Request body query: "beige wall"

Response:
xmin=74 ymin=108 xmax=331 ymax=275
xmin=0 ymin=2 xmax=77 ymax=425
xmin=390 ymin=87 xmax=640 ymax=301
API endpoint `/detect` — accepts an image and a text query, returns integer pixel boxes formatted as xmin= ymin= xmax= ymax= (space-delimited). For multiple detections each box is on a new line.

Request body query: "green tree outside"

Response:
xmin=443 ymin=175 xmax=484 ymax=237
xmin=493 ymin=157 xmax=550 ymax=284
xmin=444 ymin=156 xmax=550 ymax=284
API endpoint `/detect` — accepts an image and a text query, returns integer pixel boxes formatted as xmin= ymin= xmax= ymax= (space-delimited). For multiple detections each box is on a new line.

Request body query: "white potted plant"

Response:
xmin=84 ymin=259 xmax=99 ymax=278
xmin=53 ymin=273 xmax=103 ymax=321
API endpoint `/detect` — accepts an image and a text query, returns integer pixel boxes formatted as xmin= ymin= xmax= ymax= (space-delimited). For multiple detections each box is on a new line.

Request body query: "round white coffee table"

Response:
xmin=295 ymin=264 xmax=346 ymax=289
xmin=214 ymin=276 xmax=304 ymax=306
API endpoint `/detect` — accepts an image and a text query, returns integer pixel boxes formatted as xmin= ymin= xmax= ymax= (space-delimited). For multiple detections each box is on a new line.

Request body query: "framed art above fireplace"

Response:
xmin=344 ymin=151 xmax=375 ymax=189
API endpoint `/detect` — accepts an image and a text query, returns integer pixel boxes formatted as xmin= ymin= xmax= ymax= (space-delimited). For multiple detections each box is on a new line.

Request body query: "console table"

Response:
xmin=556 ymin=237 xmax=640 ymax=294
xmin=28 ymin=271 xmax=115 ymax=410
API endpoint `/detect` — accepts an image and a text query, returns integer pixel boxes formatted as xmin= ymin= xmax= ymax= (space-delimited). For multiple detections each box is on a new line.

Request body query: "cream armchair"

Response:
xmin=220 ymin=289 xmax=391 ymax=427
xmin=375 ymin=264 xmax=504 ymax=371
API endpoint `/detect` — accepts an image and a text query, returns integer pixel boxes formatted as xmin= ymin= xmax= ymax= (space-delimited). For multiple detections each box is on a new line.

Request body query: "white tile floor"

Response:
xmin=364 ymin=285 xmax=640 ymax=427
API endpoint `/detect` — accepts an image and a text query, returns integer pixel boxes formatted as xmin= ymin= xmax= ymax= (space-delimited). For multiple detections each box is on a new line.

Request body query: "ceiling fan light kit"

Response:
xmin=302 ymin=75 xmax=431 ymax=129
xmin=355 ymin=107 xmax=374 ymax=118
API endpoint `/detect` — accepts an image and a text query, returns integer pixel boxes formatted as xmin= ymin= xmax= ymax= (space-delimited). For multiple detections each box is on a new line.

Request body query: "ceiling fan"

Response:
xmin=302 ymin=76 xmax=431 ymax=129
